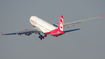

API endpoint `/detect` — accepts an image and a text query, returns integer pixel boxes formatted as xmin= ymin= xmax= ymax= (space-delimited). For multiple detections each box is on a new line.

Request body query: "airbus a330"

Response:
xmin=1 ymin=14 xmax=103 ymax=40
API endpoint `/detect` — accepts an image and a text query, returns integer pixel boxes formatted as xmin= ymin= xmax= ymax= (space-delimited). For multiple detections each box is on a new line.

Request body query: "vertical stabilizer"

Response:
xmin=58 ymin=15 xmax=63 ymax=31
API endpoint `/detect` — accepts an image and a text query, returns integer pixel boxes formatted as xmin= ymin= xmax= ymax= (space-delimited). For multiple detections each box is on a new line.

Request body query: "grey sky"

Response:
xmin=0 ymin=0 xmax=105 ymax=59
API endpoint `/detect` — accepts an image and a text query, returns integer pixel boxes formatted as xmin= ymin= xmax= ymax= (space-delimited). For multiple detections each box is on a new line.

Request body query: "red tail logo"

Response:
xmin=58 ymin=15 xmax=63 ymax=31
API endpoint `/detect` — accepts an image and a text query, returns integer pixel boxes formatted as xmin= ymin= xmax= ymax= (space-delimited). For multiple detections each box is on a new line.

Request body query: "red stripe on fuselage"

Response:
xmin=44 ymin=28 xmax=64 ymax=36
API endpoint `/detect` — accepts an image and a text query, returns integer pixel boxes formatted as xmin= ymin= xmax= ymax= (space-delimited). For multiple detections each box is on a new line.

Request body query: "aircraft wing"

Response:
xmin=53 ymin=14 xmax=103 ymax=27
xmin=63 ymin=14 xmax=103 ymax=27
xmin=1 ymin=27 xmax=42 ymax=36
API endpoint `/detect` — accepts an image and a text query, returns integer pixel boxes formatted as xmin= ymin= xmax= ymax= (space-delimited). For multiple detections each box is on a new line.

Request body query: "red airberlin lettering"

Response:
xmin=30 ymin=20 xmax=36 ymax=24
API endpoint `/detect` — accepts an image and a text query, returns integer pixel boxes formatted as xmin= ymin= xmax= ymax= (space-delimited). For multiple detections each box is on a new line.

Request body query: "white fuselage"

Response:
xmin=29 ymin=16 xmax=57 ymax=33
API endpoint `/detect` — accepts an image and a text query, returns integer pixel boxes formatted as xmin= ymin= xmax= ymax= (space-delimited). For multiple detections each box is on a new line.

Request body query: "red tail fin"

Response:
xmin=58 ymin=15 xmax=63 ymax=31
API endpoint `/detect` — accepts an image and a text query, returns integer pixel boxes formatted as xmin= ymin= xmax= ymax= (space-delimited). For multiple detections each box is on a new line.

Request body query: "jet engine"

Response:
xmin=25 ymin=33 xmax=31 ymax=36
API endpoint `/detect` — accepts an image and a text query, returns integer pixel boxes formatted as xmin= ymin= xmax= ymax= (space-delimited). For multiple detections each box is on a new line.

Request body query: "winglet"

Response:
xmin=1 ymin=32 xmax=3 ymax=35
xmin=100 ymin=14 xmax=104 ymax=17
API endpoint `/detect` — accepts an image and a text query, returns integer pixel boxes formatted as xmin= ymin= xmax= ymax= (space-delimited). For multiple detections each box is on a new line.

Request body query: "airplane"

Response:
xmin=1 ymin=14 xmax=104 ymax=40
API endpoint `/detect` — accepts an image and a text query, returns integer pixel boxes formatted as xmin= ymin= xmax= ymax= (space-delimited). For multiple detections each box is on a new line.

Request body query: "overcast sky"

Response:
xmin=0 ymin=0 xmax=105 ymax=59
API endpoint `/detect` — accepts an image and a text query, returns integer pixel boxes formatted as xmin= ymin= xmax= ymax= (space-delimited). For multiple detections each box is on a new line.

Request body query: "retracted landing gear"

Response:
xmin=38 ymin=33 xmax=47 ymax=40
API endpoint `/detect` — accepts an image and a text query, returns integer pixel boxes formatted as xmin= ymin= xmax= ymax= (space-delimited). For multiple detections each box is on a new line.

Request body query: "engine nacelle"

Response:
xmin=25 ymin=33 xmax=31 ymax=36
